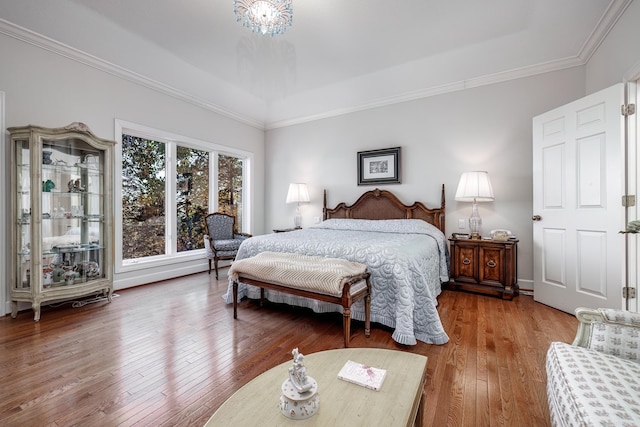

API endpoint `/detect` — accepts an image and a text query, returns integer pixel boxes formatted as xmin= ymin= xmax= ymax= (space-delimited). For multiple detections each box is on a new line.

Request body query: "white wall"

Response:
xmin=0 ymin=32 xmax=265 ymax=313
xmin=265 ymin=68 xmax=587 ymax=288
xmin=586 ymin=0 xmax=640 ymax=91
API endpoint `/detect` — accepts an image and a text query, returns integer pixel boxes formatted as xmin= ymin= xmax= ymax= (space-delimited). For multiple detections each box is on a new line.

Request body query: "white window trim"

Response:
xmin=114 ymin=119 xmax=252 ymax=274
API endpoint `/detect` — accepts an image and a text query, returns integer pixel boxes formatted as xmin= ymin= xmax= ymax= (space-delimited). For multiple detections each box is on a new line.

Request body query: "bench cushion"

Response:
xmin=546 ymin=341 xmax=640 ymax=426
xmin=228 ymin=252 xmax=367 ymax=296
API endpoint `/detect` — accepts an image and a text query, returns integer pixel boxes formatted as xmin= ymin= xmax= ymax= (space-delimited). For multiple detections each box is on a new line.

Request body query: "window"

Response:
xmin=218 ymin=154 xmax=244 ymax=231
xmin=176 ymin=146 xmax=209 ymax=252
xmin=115 ymin=120 xmax=251 ymax=271
xmin=121 ymin=135 xmax=166 ymax=259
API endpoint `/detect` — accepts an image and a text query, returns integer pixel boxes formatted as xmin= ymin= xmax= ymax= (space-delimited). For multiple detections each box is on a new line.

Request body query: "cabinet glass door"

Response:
xmin=16 ymin=138 xmax=31 ymax=291
xmin=41 ymin=137 xmax=105 ymax=288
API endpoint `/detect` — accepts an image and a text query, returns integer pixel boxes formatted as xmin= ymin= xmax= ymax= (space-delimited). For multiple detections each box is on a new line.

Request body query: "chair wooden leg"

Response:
xmin=364 ymin=277 xmax=372 ymax=338
xmin=208 ymin=259 xmax=212 ymax=275
xmin=214 ymin=258 xmax=219 ymax=280
xmin=233 ymin=280 xmax=238 ymax=319
xmin=342 ymin=307 xmax=351 ymax=348
xmin=364 ymin=293 xmax=371 ymax=338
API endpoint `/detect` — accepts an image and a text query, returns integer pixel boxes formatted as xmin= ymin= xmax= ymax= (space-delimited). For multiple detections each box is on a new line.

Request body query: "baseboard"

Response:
xmin=3 ymin=301 xmax=12 ymax=316
xmin=2 ymin=260 xmax=214 ymax=317
xmin=518 ymin=278 xmax=534 ymax=296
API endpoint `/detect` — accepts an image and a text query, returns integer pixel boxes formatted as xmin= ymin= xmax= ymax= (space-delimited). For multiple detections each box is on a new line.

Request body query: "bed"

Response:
xmin=222 ymin=187 xmax=450 ymax=345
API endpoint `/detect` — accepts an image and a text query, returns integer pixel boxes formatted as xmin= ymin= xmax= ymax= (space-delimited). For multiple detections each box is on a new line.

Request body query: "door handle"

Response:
xmin=532 ymin=215 xmax=542 ymax=221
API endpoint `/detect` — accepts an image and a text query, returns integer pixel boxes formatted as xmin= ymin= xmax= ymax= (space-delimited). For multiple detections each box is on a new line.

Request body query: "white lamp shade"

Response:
xmin=455 ymin=171 xmax=495 ymax=202
xmin=286 ymin=183 xmax=310 ymax=203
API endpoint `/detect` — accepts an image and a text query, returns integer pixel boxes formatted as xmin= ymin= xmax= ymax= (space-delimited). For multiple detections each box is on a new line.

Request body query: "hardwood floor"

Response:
xmin=0 ymin=272 xmax=577 ymax=426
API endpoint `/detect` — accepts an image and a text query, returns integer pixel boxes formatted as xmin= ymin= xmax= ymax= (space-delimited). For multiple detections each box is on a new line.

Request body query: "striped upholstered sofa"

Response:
xmin=546 ymin=307 xmax=640 ymax=426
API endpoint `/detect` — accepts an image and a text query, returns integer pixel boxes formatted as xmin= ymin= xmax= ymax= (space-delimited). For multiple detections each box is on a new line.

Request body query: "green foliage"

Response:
xmin=122 ymin=135 xmax=166 ymax=222
xmin=121 ymin=135 xmax=244 ymax=259
xmin=218 ymin=154 xmax=244 ymax=230
xmin=122 ymin=135 xmax=167 ymax=259
xmin=176 ymin=146 xmax=209 ymax=251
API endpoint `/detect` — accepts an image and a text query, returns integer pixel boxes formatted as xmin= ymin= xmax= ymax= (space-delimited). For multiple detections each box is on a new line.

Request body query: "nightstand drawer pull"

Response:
xmin=486 ymin=260 xmax=497 ymax=268
xmin=462 ymin=258 xmax=471 ymax=265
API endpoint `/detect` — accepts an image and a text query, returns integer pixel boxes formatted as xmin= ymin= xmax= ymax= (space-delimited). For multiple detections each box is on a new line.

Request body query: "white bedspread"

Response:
xmin=222 ymin=218 xmax=450 ymax=345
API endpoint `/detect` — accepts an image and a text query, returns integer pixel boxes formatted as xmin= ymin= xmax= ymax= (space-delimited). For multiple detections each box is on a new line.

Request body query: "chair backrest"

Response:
xmin=205 ymin=213 xmax=235 ymax=240
xmin=574 ymin=307 xmax=640 ymax=362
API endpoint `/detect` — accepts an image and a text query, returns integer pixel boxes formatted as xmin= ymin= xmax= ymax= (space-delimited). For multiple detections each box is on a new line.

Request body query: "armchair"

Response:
xmin=546 ymin=307 xmax=640 ymax=426
xmin=204 ymin=213 xmax=251 ymax=279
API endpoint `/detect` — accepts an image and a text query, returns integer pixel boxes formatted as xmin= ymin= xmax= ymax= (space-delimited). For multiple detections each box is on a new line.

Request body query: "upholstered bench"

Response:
xmin=228 ymin=252 xmax=372 ymax=347
xmin=546 ymin=307 xmax=640 ymax=426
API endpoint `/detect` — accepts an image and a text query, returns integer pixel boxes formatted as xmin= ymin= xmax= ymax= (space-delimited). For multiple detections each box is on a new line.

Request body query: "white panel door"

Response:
xmin=532 ymin=84 xmax=625 ymax=313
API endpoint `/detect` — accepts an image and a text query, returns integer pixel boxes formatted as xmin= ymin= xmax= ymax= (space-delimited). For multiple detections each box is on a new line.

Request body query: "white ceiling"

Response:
xmin=0 ymin=0 xmax=629 ymax=128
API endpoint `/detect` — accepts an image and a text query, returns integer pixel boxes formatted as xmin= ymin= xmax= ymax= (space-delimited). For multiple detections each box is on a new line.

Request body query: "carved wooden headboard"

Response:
xmin=322 ymin=186 xmax=446 ymax=233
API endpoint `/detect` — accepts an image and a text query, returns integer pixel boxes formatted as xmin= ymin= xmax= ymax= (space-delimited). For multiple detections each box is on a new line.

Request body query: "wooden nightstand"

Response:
xmin=447 ymin=237 xmax=519 ymax=300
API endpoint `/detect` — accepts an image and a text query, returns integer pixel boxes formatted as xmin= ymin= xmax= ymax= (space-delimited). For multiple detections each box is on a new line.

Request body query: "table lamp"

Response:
xmin=286 ymin=183 xmax=310 ymax=228
xmin=455 ymin=171 xmax=494 ymax=239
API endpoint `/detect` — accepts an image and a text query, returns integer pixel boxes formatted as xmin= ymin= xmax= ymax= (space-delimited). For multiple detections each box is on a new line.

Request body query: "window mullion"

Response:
xmin=211 ymin=151 xmax=219 ymax=213
xmin=167 ymin=143 xmax=176 ymax=256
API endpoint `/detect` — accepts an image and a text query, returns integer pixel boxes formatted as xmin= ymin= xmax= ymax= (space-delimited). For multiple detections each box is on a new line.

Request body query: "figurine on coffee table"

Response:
xmin=289 ymin=348 xmax=312 ymax=393
xmin=280 ymin=347 xmax=319 ymax=419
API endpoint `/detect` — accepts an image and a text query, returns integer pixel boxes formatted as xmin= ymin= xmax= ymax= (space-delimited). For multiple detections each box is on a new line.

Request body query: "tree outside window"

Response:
xmin=121 ymin=135 xmax=166 ymax=260
xmin=176 ymin=146 xmax=208 ymax=252
xmin=218 ymin=154 xmax=244 ymax=233
xmin=121 ymin=134 xmax=246 ymax=262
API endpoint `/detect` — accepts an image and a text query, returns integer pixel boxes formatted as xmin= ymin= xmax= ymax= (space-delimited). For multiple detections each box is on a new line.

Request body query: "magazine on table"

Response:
xmin=337 ymin=360 xmax=387 ymax=391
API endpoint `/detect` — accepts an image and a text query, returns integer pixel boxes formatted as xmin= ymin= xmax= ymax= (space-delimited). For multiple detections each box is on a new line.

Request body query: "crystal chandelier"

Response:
xmin=234 ymin=0 xmax=293 ymax=36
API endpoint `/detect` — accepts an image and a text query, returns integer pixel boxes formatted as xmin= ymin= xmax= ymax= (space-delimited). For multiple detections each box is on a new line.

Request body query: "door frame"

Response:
xmin=624 ymin=79 xmax=638 ymax=312
xmin=1 ymin=91 xmax=6 ymax=314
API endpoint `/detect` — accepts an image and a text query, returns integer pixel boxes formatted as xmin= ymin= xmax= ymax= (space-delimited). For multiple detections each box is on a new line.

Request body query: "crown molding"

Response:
xmin=464 ymin=56 xmax=584 ymax=89
xmin=577 ymin=0 xmax=633 ymax=63
xmin=0 ymin=19 xmax=265 ymax=130
xmin=266 ymin=56 xmax=585 ymax=130
xmin=265 ymin=81 xmax=466 ymax=130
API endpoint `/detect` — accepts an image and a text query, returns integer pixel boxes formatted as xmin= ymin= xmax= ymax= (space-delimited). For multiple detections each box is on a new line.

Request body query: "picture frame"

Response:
xmin=357 ymin=147 xmax=401 ymax=185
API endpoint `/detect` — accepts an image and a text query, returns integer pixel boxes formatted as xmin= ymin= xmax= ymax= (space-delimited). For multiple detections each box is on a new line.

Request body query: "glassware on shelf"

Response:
xmin=43 ymin=267 xmax=53 ymax=288
xmin=51 ymin=263 xmax=64 ymax=283
xmin=43 ymin=179 xmax=55 ymax=192
xmin=42 ymin=150 xmax=53 ymax=164
xmin=63 ymin=268 xmax=75 ymax=286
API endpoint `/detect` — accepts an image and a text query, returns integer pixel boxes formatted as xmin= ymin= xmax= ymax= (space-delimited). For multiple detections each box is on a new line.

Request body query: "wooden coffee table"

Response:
xmin=204 ymin=348 xmax=428 ymax=426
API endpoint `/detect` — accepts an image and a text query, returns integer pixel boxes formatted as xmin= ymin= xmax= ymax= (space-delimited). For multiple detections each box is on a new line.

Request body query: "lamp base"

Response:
xmin=468 ymin=201 xmax=482 ymax=239
xmin=292 ymin=203 xmax=303 ymax=228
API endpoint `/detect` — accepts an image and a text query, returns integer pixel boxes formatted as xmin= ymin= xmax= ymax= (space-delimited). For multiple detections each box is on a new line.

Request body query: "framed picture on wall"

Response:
xmin=357 ymin=147 xmax=401 ymax=185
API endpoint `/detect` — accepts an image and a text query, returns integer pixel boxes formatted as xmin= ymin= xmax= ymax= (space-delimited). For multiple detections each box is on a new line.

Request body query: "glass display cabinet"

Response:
xmin=9 ymin=123 xmax=114 ymax=321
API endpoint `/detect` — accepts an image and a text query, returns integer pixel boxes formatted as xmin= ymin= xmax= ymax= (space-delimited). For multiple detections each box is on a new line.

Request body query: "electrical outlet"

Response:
xmin=458 ymin=219 xmax=466 ymax=229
